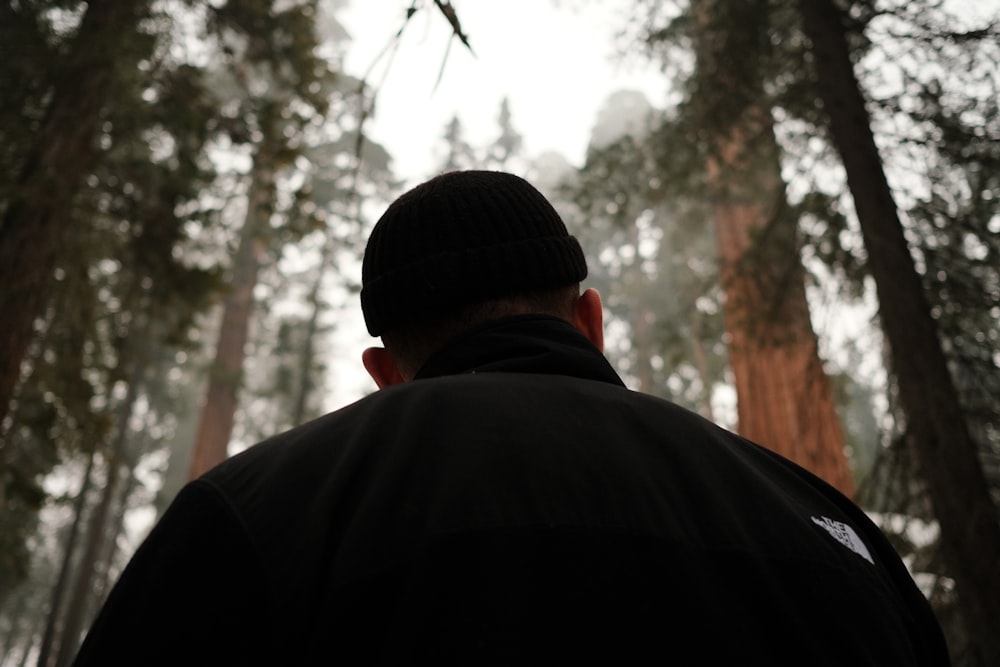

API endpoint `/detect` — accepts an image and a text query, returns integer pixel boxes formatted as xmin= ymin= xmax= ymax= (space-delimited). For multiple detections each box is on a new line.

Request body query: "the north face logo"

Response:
xmin=811 ymin=516 xmax=874 ymax=564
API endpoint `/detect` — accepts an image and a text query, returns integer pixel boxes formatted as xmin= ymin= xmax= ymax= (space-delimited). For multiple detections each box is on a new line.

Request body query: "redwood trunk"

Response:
xmin=709 ymin=110 xmax=854 ymax=497
xmin=187 ymin=161 xmax=275 ymax=479
xmin=691 ymin=0 xmax=854 ymax=496
xmin=799 ymin=0 xmax=1000 ymax=660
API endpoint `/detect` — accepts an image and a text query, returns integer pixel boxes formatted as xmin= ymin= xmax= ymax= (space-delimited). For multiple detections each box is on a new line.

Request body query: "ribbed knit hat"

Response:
xmin=361 ymin=170 xmax=588 ymax=336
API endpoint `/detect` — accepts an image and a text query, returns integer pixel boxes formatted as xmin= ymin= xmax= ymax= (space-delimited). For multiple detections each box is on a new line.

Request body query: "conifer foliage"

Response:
xmin=624 ymin=0 xmax=1000 ymax=661
xmin=0 ymin=1 xmax=390 ymax=663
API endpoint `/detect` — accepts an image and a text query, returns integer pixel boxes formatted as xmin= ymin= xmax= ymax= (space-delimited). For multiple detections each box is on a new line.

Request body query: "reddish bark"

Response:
xmin=187 ymin=164 xmax=275 ymax=479
xmin=687 ymin=0 xmax=854 ymax=495
xmin=709 ymin=110 xmax=854 ymax=497
xmin=715 ymin=198 xmax=854 ymax=495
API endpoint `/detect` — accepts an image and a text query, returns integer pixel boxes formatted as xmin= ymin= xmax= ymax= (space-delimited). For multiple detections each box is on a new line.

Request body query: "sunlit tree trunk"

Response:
xmin=188 ymin=157 xmax=276 ymax=479
xmin=695 ymin=0 xmax=853 ymax=496
xmin=799 ymin=0 xmax=1000 ymax=660
xmin=0 ymin=2 xmax=150 ymax=434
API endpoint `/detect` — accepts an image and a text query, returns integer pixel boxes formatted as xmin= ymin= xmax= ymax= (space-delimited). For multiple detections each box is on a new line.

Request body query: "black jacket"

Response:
xmin=75 ymin=316 xmax=949 ymax=665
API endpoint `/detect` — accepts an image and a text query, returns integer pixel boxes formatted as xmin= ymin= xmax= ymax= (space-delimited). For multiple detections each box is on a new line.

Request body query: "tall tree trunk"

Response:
xmin=291 ymin=223 xmax=336 ymax=426
xmin=695 ymin=0 xmax=854 ymax=496
xmin=627 ymin=223 xmax=656 ymax=395
xmin=88 ymin=465 xmax=140 ymax=614
xmin=688 ymin=305 xmax=715 ymax=422
xmin=0 ymin=2 xmax=150 ymax=434
xmin=291 ymin=280 xmax=323 ymax=427
xmin=710 ymin=118 xmax=854 ymax=496
xmin=799 ymin=0 xmax=1000 ymax=661
xmin=683 ymin=246 xmax=716 ymax=421
xmin=188 ymin=159 xmax=276 ymax=479
xmin=35 ymin=453 xmax=96 ymax=667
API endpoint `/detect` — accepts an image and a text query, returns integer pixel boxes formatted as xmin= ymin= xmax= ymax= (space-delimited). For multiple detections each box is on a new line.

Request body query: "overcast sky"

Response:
xmin=339 ymin=0 xmax=667 ymax=186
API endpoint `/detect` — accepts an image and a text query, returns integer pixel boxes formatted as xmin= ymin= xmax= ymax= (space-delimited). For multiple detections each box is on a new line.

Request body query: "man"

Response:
xmin=75 ymin=170 xmax=948 ymax=665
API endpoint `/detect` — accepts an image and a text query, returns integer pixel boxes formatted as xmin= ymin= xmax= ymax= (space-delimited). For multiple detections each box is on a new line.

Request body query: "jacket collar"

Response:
xmin=414 ymin=315 xmax=626 ymax=388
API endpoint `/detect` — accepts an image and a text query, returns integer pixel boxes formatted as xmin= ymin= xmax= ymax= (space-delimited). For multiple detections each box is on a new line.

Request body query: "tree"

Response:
xmin=485 ymin=97 xmax=524 ymax=170
xmin=567 ymin=94 xmax=726 ymax=415
xmin=432 ymin=98 xmax=529 ymax=175
xmin=0 ymin=0 xmax=223 ymax=606
xmin=436 ymin=115 xmax=479 ymax=172
xmin=692 ymin=0 xmax=854 ymax=494
xmin=187 ymin=0 xmax=342 ymax=478
xmin=35 ymin=123 xmax=222 ymax=663
xmin=188 ymin=151 xmax=277 ymax=478
xmin=628 ymin=0 xmax=1000 ymax=657
xmin=236 ymin=127 xmax=395 ymax=444
xmin=623 ymin=0 xmax=855 ymax=494
xmin=798 ymin=0 xmax=1000 ymax=661
xmin=0 ymin=2 xmax=155 ymax=434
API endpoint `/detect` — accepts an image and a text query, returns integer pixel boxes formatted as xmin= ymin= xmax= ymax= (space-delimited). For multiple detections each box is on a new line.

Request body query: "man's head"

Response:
xmin=360 ymin=170 xmax=603 ymax=387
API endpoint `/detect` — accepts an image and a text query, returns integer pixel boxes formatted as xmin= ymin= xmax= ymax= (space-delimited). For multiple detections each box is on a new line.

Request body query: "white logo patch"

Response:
xmin=811 ymin=516 xmax=874 ymax=564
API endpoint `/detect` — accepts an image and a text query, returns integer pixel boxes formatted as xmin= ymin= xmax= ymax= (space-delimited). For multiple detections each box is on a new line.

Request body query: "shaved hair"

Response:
xmin=381 ymin=284 xmax=580 ymax=379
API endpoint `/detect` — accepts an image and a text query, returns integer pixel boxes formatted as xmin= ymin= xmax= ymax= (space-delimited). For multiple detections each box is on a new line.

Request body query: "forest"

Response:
xmin=0 ymin=0 xmax=998 ymax=664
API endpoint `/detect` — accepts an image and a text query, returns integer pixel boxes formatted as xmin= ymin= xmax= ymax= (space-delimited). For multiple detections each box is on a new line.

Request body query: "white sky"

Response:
xmin=340 ymin=0 xmax=668 ymax=185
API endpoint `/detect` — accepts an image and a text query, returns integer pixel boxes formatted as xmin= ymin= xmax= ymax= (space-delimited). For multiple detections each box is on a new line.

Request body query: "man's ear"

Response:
xmin=362 ymin=347 xmax=406 ymax=389
xmin=571 ymin=288 xmax=604 ymax=352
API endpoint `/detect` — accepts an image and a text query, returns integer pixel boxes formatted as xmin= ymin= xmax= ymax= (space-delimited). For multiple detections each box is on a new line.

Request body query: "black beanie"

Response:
xmin=361 ymin=170 xmax=588 ymax=337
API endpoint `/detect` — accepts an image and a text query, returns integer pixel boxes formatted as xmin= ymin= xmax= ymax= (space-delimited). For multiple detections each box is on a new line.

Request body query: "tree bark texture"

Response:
xmin=799 ymin=0 xmax=1000 ymax=661
xmin=187 ymin=161 xmax=276 ymax=479
xmin=709 ymin=114 xmax=855 ymax=497
xmin=693 ymin=0 xmax=855 ymax=496
xmin=0 ymin=2 xmax=150 ymax=434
